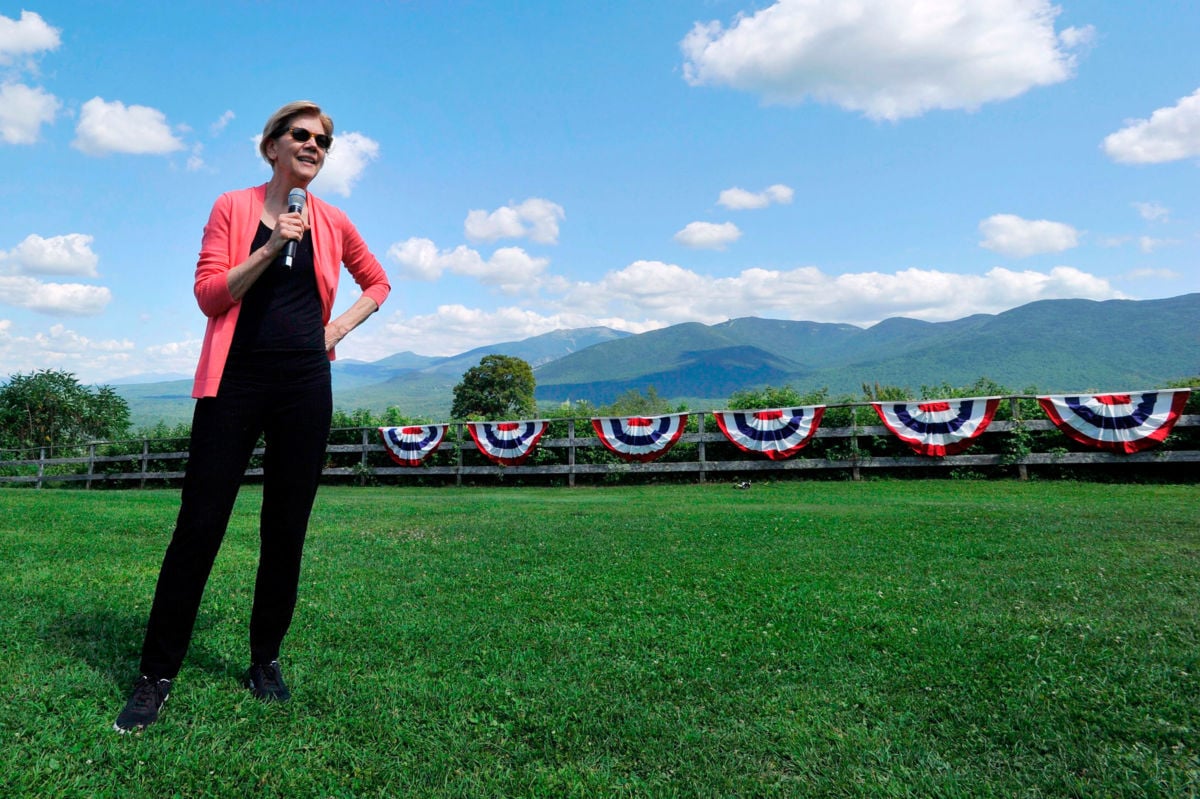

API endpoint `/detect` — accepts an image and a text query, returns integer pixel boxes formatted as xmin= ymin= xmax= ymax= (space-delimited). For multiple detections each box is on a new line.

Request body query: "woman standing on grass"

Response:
xmin=114 ymin=101 xmax=390 ymax=733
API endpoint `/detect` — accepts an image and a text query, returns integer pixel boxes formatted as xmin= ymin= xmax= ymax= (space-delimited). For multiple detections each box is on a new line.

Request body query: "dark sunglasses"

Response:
xmin=278 ymin=126 xmax=333 ymax=150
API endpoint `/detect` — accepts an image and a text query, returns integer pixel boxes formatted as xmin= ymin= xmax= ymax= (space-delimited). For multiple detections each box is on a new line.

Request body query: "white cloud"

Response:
xmin=681 ymin=0 xmax=1090 ymax=120
xmin=1103 ymin=89 xmax=1200 ymax=164
xmin=718 ymin=184 xmax=794 ymax=210
xmin=311 ymin=131 xmax=379 ymax=197
xmin=0 ymin=231 xmax=109 ymax=311
xmin=2 ymin=233 xmax=99 ymax=277
xmin=350 ymin=304 xmax=662 ymax=361
xmin=0 ymin=275 xmax=111 ymax=315
xmin=0 ymin=10 xmax=60 ymax=64
xmin=465 ymin=207 xmax=524 ymax=241
xmin=386 ymin=238 xmax=444 ymax=281
xmin=0 ymin=321 xmax=137 ymax=382
xmin=1133 ymin=202 xmax=1170 ymax=222
xmin=72 ymin=97 xmax=185 ymax=156
xmin=1057 ymin=25 xmax=1096 ymax=50
xmin=979 ymin=214 xmax=1079 ymax=258
xmin=210 ymin=110 xmax=235 ymax=135
xmin=0 ymin=231 xmax=110 ymax=318
xmin=359 ymin=260 xmax=1126 ymax=358
xmin=387 ymin=237 xmax=550 ymax=293
xmin=1125 ymin=267 xmax=1181 ymax=281
xmin=465 ymin=198 xmax=566 ymax=244
xmin=566 ymin=261 xmax=1121 ymax=328
xmin=0 ymin=82 xmax=60 ymax=144
xmin=138 ymin=335 xmax=204 ymax=378
xmin=675 ymin=221 xmax=742 ymax=250
xmin=186 ymin=143 xmax=204 ymax=172
xmin=376 ymin=306 xmax=594 ymax=357
xmin=578 ymin=260 xmax=709 ymax=315
xmin=0 ymin=12 xmax=62 ymax=145
xmin=314 ymin=253 xmax=1136 ymax=362
xmin=1138 ymin=236 xmax=1178 ymax=254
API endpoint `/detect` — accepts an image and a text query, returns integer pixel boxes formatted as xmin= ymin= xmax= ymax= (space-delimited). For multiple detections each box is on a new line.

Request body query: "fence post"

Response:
xmin=567 ymin=418 xmax=576 ymax=488
xmin=360 ymin=427 xmax=370 ymax=486
xmin=139 ymin=439 xmax=149 ymax=489
xmin=86 ymin=443 xmax=96 ymax=490
xmin=37 ymin=447 xmax=45 ymax=490
xmin=1010 ymin=397 xmax=1029 ymax=481
xmin=850 ymin=407 xmax=861 ymax=482
xmin=455 ymin=423 xmax=464 ymax=487
xmin=697 ymin=414 xmax=707 ymax=484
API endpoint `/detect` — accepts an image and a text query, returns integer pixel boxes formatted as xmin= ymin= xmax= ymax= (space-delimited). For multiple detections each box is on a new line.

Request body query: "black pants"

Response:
xmin=139 ymin=351 xmax=332 ymax=678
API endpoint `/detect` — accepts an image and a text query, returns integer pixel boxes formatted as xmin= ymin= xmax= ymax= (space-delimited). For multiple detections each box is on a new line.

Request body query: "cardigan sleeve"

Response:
xmin=193 ymin=192 xmax=239 ymax=318
xmin=338 ymin=213 xmax=391 ymax=309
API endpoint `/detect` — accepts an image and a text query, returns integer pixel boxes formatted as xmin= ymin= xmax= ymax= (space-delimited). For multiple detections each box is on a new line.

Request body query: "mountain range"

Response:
xmin=114 ymin=293 xmax=1199 ymax=427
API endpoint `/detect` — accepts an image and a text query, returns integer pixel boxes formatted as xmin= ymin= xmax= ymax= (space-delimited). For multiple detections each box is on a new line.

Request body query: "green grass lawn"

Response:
xmin=1 ymin=481 xmax=1197 ymax=798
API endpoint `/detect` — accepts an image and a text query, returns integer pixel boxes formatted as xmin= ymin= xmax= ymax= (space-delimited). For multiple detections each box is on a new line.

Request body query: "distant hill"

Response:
xmin=113 ymin=379 xmax=196 ymax=429
xmin=116 ymin=326 xmax=630 ymax=427
xmin=111 ymin=294 xmax=1199 ymax=426
xmin=534 ymin=293 xmax=1200 ymax=404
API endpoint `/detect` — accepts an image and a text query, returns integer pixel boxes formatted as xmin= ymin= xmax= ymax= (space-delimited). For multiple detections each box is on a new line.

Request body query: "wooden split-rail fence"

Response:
xmin=3 ymin=398 xmax=1197 ymax=489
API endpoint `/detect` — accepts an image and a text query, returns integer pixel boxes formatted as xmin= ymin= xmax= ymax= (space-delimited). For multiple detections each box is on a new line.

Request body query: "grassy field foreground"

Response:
xmin=0 ymin=481 xmax=1197 ymax=797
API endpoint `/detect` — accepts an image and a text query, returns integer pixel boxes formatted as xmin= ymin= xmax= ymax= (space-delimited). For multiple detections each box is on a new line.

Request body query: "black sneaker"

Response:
xmin=245 ymin=660 xmax=290 ymax=702
xmin=113 ymin=676 xmax=171 ymax=733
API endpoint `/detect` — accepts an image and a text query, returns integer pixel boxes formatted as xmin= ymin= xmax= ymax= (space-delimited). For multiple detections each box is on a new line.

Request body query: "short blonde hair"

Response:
xmin=259 ymin=100 xmax=334 ymax=165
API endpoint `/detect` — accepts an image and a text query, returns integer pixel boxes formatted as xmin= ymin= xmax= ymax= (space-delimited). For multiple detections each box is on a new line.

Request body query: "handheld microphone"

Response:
xmin=282 ymin=187 xmax=307 ymax=269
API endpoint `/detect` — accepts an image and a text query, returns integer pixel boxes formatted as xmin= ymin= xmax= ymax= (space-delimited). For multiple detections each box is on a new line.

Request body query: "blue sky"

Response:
xmin=1 ymin=1 xmax=1197 ymax=384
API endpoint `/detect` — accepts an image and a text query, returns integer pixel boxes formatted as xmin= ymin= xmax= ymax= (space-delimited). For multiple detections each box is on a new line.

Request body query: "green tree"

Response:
xmin=451 ymin=355 xmax=537 ymax=420
xmin=726 ymin=384 xmax=829 ymax=410
xmin=0 ymin=369 xmax=131 ymax=450
xmin=861 ymin=381 xmax=913 ymax=402
xmin=601 ymin=386 xmax=672 ymax=416
xmin=918 ymin=377 xmax=1010 ymax=401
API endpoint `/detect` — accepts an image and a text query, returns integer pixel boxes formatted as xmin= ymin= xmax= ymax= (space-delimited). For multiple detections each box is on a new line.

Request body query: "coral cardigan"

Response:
xmin=191 ymin=184 xmax=391 ymax=398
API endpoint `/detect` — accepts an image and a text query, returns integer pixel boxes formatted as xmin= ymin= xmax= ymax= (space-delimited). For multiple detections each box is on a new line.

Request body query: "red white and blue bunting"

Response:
xmin=712 ymin=407 xmax=826 ymax=460
xmin=1037 ymin=389 xmax=1191 ymax=454
xmin=378 ymin=424 xmax=448 ymax=466
xmin=872 ymin=397 xmax=1001 ymax=457
xmin=467 ymin=420 xmax=549 ymax=466
xmin=591 ymin=413 xmax=688 ymax=463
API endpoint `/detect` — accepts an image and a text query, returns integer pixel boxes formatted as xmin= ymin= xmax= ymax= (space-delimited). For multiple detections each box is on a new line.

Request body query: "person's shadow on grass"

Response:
xmin=42 ymin=607 xmax=242 ymax=689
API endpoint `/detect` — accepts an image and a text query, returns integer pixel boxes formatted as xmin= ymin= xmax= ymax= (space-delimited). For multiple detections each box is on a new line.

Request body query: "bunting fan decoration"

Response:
xmin=712 ymin=407 xmax=826 ymax=460
xmin=466 ymin=420 xmax=549 ymax=466
xmin=591 ymin=413 xmax=688 ymax=463
xmin=1037 ymin=389 xmax=1191 ymax=454
xmin=872 ymin=397 xmax=1001 ymax=457
xmin=378 ymin=425 xmax=448 ymax=466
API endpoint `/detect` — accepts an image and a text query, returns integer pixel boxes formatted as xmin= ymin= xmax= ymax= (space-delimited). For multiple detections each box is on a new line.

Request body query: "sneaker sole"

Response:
xmin=112 ymin=693 xmax=167 ymax=734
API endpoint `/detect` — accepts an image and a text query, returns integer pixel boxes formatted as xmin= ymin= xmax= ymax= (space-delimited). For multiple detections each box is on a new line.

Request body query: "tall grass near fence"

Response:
xmin=1 ymin=482 xmax=1198 ymax=797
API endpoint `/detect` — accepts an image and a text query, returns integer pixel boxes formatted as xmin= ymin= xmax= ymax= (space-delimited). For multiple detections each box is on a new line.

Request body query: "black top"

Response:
xmin=229 ymin=221 xmax=324 ymax=354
